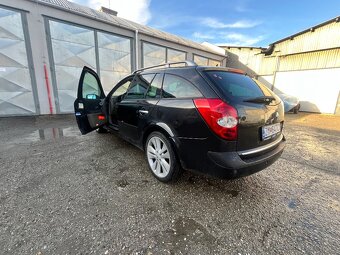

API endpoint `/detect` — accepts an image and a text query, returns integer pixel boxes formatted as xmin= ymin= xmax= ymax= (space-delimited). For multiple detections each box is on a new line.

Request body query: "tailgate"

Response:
xmin=202 ymin=70 xmax=284 ymax=151
xmin=236 ymin=102 xmax=284 ymax=151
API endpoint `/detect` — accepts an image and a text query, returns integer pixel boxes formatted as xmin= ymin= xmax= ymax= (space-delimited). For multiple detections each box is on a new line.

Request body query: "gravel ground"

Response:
xmin=0 ymin=113 xmax=339 ymax=255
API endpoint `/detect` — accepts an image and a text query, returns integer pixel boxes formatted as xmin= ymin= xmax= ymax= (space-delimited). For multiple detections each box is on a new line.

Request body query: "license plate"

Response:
xmin=262 ymin=123 xmax=281 ymax=140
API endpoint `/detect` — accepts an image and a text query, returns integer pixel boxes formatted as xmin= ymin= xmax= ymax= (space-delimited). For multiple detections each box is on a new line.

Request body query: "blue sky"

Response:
xmin=72 ymin=0 xmax=340 ymax=47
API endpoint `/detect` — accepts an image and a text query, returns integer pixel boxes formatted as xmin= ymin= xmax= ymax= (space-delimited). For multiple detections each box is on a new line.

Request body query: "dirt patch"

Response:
xmin=285 ymin=113 xmax=340 ymax=132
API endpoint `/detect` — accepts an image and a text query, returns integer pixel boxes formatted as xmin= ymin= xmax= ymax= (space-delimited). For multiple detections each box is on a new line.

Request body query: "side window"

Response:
xmin=124 ymin=74 xmax=154 ymax=100
xmin=82 ymin=72 xmax=101 ymax=99
xmin=162 ymin=74 xmax=202 ymax=98
xmin=112 ymin=79 xmax=132 ymax=98
xmin=141 ymin=74 xmax=155 ymax=84
xmin=146 ymin=73 xmax=163 ymax=99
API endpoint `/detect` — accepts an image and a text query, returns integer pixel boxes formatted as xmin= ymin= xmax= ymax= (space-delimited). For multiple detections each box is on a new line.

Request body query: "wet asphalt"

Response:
xmin=0 ymin=113 xmax=339 ymax=255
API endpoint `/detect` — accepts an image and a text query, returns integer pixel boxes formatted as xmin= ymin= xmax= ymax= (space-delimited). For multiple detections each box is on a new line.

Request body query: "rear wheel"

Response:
xmin=145 ymin=131 xmax=182 ymax=183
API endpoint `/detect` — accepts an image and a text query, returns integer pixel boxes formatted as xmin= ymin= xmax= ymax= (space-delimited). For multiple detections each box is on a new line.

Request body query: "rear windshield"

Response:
xmin=204 ymin=71 xmax=264 ymax=101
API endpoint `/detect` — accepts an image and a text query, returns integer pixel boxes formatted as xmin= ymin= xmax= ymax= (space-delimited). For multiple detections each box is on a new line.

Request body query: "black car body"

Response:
xmin=74 ymin=62 xmax=285 ymax=182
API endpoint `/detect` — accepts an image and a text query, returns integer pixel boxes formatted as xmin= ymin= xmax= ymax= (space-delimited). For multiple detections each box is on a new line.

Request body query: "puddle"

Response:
xmin=25 ymin=127 xmax=81 ymax=142
xmin=288 ymin=199 xmax=298 ymax=209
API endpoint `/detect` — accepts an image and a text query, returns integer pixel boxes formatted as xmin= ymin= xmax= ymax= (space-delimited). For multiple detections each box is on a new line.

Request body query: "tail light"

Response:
xmin=194 ymin=99 xmax=238 ymax=140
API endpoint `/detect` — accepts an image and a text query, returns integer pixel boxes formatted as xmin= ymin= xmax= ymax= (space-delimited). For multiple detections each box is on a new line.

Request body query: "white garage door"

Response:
xmin=274 ymin=68 xmax=340 ymax=113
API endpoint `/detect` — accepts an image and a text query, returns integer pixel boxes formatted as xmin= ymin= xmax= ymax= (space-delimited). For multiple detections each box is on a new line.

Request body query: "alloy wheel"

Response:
xmin=146 ymin=136 xmax=171 ymax=178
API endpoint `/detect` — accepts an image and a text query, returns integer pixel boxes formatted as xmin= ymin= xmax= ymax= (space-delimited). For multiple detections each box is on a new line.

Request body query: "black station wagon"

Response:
xmin=74 ymin=61 xmax=285 ymax=182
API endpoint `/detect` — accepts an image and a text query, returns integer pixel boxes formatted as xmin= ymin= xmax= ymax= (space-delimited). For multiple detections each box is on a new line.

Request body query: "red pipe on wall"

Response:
xmin=44 ymin=64 xmax=53 ymax=114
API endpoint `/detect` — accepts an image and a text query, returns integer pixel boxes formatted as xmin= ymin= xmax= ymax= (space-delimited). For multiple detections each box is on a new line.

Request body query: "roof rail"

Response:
xmin=133 ymin=61 xmax=197 ymax=74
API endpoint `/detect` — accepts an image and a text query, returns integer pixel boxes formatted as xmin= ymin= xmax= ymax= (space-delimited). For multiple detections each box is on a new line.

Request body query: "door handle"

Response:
xmin=138 ymin=110 xmax=149 ymax=115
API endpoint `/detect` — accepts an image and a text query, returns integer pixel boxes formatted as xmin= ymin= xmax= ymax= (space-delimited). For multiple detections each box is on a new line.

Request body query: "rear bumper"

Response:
xmin=204 ymin=136 xmax=286 ymax=178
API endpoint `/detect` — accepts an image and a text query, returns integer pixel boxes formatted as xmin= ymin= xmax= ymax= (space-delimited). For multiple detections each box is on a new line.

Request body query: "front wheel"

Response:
xmin=96 ymin=126 xmax=107 ymax=133
xmin=145 ymin=131 xmax=182 ymax=183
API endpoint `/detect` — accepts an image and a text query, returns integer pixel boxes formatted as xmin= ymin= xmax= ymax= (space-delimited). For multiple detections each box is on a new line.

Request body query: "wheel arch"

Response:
xmin=142 ymin=123 xmax=175 ymax=150
xmin=143 ymin=123 xmax=184 ymax=172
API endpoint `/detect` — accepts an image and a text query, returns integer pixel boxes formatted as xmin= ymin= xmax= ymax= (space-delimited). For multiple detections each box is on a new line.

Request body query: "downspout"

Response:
xmin=135 ymin=29 xmax=139 ymax=71
xmin=43 ymin=64 xmax=53 ymax=114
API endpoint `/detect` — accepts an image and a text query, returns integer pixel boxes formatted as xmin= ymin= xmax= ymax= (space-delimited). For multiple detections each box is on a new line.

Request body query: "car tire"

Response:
xmin=145 ymin=131 xmax=182 ymax=183
xmin=96 ymin=126 xmax=107 ymax=133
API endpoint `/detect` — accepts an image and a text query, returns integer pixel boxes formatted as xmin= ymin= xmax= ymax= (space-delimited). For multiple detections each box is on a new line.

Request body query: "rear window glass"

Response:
xmin=162 ymin=74 xmax=202 ymax=99
xmin=205 ymin=71 xmax=264 ymax=101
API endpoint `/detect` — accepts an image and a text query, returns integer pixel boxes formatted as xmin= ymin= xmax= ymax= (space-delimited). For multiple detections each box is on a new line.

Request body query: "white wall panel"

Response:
xmin=274 ymin=68 xmax=340 ymax=113
xmin=258 ymin=75 xmax=274 ymax=89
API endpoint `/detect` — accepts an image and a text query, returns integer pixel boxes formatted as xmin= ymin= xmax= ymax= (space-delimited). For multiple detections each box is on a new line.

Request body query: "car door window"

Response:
xmin=124 ymin=74 xmax=154 ymax=100
xmin=82 ymin=72 xmax=101 ymax=99
xmin=162 ymin=74 xmax=202 ymax=98
xmin=112 ymin=79 xmax=132 ymax=98
xmin=146 ymin=73 xmax=163 ymax=99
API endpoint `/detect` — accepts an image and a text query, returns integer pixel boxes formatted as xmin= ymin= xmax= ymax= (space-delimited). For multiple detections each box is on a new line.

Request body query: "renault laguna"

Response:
xmin=74 ymin=61 xmax=285 ymax=182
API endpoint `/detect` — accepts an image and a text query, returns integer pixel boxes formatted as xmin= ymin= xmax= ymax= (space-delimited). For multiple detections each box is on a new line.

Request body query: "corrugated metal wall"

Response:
xmin=226 ymin=48 xmax=278 ymax=76
xmin=279 ymin=48 xmax=340 ymax=71
xmin=225 ymin=48 xmax=263 ymax=76
xmin=275 ymin=21 xmax=340 ymax=55
xmin=258 ymin=57 xmax=277 ymax=75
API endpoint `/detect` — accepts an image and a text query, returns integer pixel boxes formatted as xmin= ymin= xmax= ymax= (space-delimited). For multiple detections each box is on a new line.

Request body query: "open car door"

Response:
xmin=74 ymin=66 xmax=107 ymax=135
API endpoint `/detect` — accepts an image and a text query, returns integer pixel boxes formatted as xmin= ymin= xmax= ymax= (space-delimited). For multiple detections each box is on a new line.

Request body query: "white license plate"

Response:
xmin=262 ymin=123 xmax=281 ymax=140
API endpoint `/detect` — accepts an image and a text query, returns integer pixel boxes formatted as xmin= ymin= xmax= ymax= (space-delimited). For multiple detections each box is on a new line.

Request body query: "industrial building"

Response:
xmin=0 ymin=0 xmax=226 ymax=117
xmin=220 ymin=17 xmax=340 ymax=115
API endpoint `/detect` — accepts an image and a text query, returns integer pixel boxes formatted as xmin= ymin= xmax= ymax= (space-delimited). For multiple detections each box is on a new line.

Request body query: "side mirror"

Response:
xmin=86 ymin=94 xmax=98 ymax=100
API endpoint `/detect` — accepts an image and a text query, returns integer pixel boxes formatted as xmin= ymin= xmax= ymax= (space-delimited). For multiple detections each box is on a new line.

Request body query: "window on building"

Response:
xmin=208 ymin=59 xmax=221 ymax=67
xmin=97 ymin=32 xmax=132 ymax=94
xmin=194 ymin=55 xmax=221 ymax=67
xmin=49 ymin=20 xmax=96 ymax=112
xmin=193 ymin=55 xmax=208 ymax=66
xmin=167 ymin=49 xmax=186 ymax=62
xmin=143 ymin=43 xmax=166 ymax=67
xmin=0 ymin=7 xmax=36 ymax=115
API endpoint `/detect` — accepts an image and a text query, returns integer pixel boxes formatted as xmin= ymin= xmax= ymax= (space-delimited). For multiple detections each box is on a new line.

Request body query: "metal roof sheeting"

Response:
xmin=35 ymin=0 xmax=224 ymax=56
xmin=271 ymin=16 xmax=340 ymax=45
xmin=275 ymin=20 xmax=340 ymax=55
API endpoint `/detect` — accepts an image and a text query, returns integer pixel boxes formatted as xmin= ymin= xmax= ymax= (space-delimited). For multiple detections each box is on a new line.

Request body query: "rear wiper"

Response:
xmin=244 ymin=96 xmax=275 ymax=104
